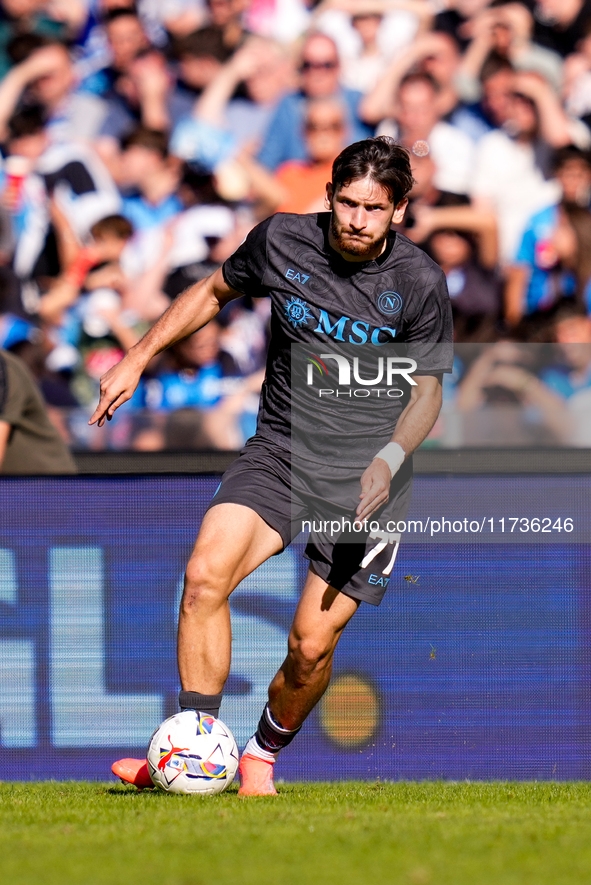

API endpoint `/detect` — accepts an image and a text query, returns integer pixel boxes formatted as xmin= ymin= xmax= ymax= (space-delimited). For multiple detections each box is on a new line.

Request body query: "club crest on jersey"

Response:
xmin=285 ymin=296 xmax=313 ymax=328
xmin=377 ymin=291 xmax=403 ymax=316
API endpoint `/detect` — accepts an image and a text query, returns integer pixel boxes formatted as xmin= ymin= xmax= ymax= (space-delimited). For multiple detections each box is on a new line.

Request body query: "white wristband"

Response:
xmin=373 ymin=442 xmax=406 ymax=479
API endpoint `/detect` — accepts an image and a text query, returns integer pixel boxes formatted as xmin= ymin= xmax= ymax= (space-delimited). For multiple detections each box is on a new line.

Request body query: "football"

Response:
xmin=146 ymin=710 xmax=239 ymax=795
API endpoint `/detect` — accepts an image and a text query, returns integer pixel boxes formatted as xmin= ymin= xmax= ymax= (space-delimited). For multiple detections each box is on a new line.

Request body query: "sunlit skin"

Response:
xmin=326 ymin=175 xmax=407 ymax=262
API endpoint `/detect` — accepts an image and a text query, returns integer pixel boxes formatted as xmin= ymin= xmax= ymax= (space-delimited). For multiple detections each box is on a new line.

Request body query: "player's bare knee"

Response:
xmin=289 ymin=635 xmax=333 ymax=682
xmin=181 ymin=557 xmax=229 ymax=614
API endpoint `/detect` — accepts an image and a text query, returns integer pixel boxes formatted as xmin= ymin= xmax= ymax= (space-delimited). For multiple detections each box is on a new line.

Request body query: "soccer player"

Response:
xmin=90 ymin=137 xmax=453 ymax=796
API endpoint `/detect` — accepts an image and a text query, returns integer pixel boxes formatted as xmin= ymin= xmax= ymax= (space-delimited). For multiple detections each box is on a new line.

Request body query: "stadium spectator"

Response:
xmin=562 ymin=21 xmax=591 ymax=122
xmin=257 ymin=31 xmax=372 ymax=170
xmin=533 ymin=0 xmax=591 ymax=58
xmin=142 ymin=321 xmax=263 ymax=448
xmin=400 ymin=150 xmax=501 ymax=342
xmin=314 ymin=2 xmax=418 ymax=95
xmin=404 ymin=186 xmax=501 ymax=340
xmin=433 ymin=0 xmax=491 ymax=52
xmin=0 ymin=223 xmax=21 ymax=318
xmin=117 ymin=127 xmax=182 ymax=231
xmin=37 ymin=212 xmax=134 ymax=327
xmin=169 ymin=26 xmax=232 ymax=115
xmin=455 ymin=339 xmax=566 ymax=444
xmin=0 ymin=36 xmax=107 ymax=142
xmin=4 ymin=0 xmax=591 ymax=451
xmin=170 ymin=35 xmax=295 ymax=184
xmin=273 ymin=95 xmax=349 ymax=213
xmin=457 ymin=304 xmax=591 ymax=444
xmin=313 ymin=0 xmax=434 ymax=65
xmin=0 ymin=345 xmax=77 ymax=473
xmin=234 ymin=94 xmax=349 ymax=215
xmin=540 ymin=304 xmax=591 ymax=447
xmin=505 ymin=146 xmax=591 ymax=326
xmin=365 ymin=69 xmax=476 ymax=195
xmin=35 ymin=209 xmax=141 ymax=407
xmin=2 ymin=104 xmax=121 ymax=283
xmin=87 ymin=10 xmax=175 ymax=141
xmin=476 ymin=52 xmax=515 ymax=128
xmin=0 ymin=0 xmax=86 ymax=78
xmin=457 ymin=1 xmax=564 ymax=97
xmin=202 ymin=0 xmax=252 ymax=54
xmin=362 ymin=30 xmax=491 ymax=143
xmin=193 ymin=36 xmax=296 ymax=151
xmin=470 ymin=68 xmax=588 ymax=264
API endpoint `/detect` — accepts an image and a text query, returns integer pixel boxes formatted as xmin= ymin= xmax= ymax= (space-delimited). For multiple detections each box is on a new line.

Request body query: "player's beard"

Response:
xmin=330 ymin=214 xmax=388 ymax=258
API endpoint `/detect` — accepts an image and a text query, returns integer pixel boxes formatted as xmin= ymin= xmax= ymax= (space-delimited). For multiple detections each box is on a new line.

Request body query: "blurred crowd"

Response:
xmin=1 ymin=0 xmax=591 ymax=452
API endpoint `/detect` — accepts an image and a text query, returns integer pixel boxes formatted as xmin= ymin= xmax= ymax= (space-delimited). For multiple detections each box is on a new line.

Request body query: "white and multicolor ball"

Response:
xmin=146 ymin=710 xmax=239 ymax=795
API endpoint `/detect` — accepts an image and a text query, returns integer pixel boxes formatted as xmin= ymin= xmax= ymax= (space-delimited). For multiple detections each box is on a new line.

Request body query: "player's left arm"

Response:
xmin=356 ymin=373 xmax=442 ymax=521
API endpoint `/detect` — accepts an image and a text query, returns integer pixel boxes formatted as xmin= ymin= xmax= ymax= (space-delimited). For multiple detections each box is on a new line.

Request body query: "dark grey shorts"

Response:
xmin=208 ymin=438 xmax=413 ymax=605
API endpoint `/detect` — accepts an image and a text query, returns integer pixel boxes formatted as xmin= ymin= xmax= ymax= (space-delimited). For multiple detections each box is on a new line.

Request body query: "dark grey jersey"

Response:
xmin=223 ymin=212 xmax=453 ymax=467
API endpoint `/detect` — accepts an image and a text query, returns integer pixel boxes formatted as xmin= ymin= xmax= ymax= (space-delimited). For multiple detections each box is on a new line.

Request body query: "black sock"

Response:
xmin=255 ymin=704 xmax=301 ymax=754
xmin=179 ymin=690 xmax=223 ymax=718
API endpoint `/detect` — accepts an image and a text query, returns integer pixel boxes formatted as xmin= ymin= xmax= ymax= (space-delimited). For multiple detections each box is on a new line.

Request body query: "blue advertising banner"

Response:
xmin=0 ymin=475 xmax=589 ymax=781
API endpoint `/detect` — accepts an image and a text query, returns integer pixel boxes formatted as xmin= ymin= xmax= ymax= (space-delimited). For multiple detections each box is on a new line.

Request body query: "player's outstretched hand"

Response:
xmin=357 ymin=458 xmax=391 ymax=522
xmin=89 ymin=352 xmax=144 ymax=427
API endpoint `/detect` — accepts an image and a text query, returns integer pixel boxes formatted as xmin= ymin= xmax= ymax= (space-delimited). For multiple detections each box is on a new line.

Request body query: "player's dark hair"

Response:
xmin=331 ymin=136 xmax=414 ymax=206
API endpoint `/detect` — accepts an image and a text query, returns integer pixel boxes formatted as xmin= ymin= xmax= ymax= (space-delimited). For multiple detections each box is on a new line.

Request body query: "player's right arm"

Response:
xmin=89 ymin=267 xmax=240 ymax=427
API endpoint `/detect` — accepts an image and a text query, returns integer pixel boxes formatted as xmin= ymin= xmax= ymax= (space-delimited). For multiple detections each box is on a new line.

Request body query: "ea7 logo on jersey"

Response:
xmin=285 ymin=267 xmax=309 ymax=284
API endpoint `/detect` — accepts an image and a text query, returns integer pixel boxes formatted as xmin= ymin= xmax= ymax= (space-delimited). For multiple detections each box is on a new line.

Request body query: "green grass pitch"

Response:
xmin=2 ymin=781 xmax=591 ymax=885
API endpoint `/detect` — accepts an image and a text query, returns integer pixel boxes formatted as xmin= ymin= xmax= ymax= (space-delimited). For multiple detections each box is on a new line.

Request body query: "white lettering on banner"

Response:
xmin=0 ymin=548 xmax=17 ymax=604
xmin=223 ymin=548 xmax=297 ymax=744
xmin=0 ymin=549 xmax=36 ymax=748
xmin=49 ymin=547 xmax=163 ymax=747
xmin=223 ymin=613 xmax=289 ymax=747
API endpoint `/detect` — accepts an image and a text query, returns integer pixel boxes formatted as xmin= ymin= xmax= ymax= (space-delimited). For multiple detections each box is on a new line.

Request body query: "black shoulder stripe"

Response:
xmin=0 ymin=352 xmax=7 ymax=413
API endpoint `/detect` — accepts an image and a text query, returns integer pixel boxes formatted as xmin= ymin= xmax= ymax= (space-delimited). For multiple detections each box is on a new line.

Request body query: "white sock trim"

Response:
xmin=243 ymin=735 xmax=277 ymax=763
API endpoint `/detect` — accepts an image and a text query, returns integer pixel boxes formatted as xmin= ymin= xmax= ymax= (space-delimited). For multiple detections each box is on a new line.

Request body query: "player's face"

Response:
xmin=327 ymin=176 xmax=407 ymax=261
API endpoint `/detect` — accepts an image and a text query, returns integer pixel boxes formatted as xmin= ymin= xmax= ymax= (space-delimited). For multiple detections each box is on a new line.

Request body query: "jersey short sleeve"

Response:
xmin=222 ymin=216 xmax=273 ymax=298
xmin=402 ymin=267 xmax=454 ymax=374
